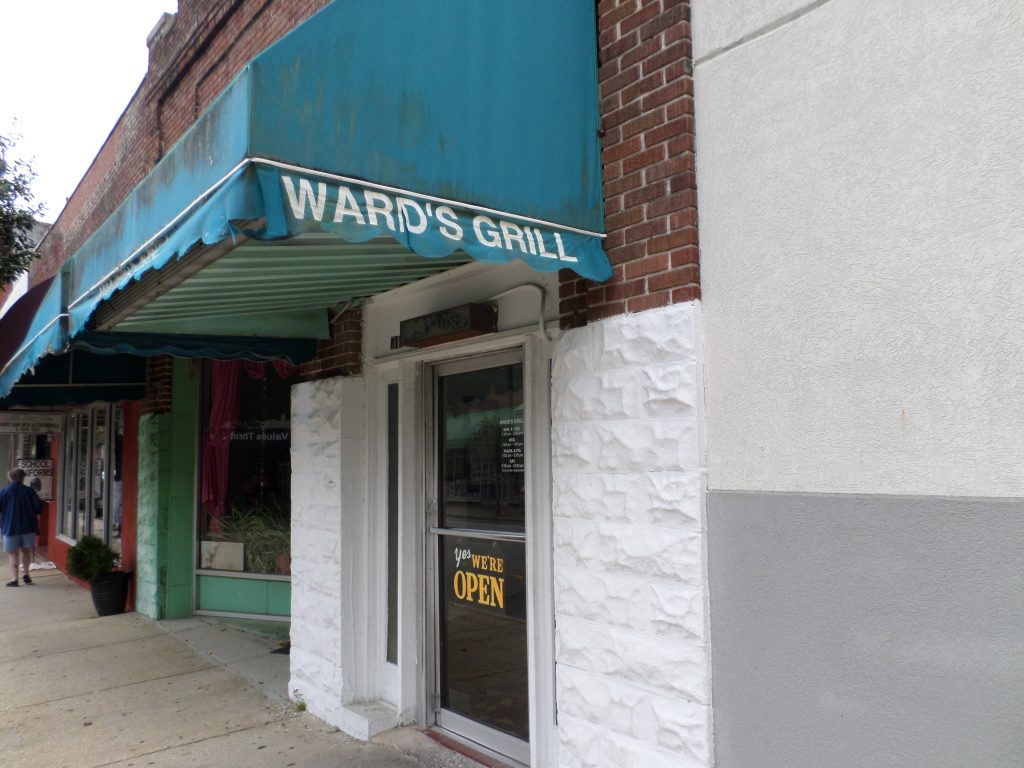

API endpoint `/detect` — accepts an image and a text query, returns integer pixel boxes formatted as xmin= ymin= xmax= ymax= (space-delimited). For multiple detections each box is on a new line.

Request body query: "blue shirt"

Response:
xmin=0 ymin=482 xmax=43 ymax=537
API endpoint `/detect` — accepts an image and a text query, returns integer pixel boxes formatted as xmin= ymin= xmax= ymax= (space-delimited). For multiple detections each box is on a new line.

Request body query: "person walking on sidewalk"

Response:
xmin=0 ymin=468 xmax=43 ymax=586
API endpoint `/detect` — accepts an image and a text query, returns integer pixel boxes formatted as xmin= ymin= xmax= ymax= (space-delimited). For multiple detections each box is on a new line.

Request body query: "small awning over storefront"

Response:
xmin=2 ymin=350 xmax=147 ymax=408
xmin=5 ymin=0 xmax=607 ymax=395
xmin=0 ymin=277 xmax=66 ymax=398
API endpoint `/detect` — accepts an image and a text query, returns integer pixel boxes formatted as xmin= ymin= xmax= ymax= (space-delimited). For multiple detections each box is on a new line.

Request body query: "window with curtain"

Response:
xmin=197 ymin=360 xmax=295 ymax=576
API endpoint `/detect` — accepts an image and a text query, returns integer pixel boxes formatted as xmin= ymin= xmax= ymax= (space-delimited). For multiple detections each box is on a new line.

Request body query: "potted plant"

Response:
xmin=65 ymin=535 xmax=131 ymax=616
xmin=214 ymin=501 xmax=291 ymax=575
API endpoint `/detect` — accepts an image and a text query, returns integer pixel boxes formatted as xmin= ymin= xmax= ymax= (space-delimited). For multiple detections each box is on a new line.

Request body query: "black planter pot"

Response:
xmin=90 ymin=571 xmax=132 ymax=616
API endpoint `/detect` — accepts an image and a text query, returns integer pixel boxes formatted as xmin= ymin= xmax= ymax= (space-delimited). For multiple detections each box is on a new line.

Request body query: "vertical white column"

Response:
xmin=550 ymin=302 xmax=711 ymax=768
xmin=288 ymin=376 xmax=369 ymax=727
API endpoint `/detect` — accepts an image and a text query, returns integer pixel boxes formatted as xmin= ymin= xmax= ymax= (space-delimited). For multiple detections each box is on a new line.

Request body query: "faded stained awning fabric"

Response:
xmin=1 ymin=0 xmax=608 ymax=397
xmin=0 ymin=278 xmax=66 ymax=398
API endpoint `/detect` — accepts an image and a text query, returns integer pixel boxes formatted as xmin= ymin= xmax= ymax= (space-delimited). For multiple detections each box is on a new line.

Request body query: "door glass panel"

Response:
xmin=439 ymin=534 xmax=528 ymax=740
xmin=437 ymin=362 xmax=528 ymax=743
xmin=61 ymin=414 xmax=77 ymax=537
xmin=439 ymin=364 xmax=525 ymax=532
xmin=110 ymin=406 xmax=124 ymax=554
xmin=75 ymin=412 xmax=90 ymax=540
xmin=90 ymin=407 xmax=107 ymax=539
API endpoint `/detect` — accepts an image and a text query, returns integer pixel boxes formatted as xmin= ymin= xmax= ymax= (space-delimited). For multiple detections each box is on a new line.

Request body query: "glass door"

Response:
xmin=432 ymin=354 xmax=529 ymax=764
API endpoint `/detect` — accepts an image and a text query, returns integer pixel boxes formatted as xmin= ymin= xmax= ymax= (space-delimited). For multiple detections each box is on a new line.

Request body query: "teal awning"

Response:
xmin=4 ymin=0 xmax=608 ymax=396
xmin=66 ymin=0 xmax=608 ymax=339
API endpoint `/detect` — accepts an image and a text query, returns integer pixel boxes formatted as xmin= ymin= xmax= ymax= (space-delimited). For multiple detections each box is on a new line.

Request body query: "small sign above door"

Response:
xmin=400 ymin=303 xmax=498 ymax=348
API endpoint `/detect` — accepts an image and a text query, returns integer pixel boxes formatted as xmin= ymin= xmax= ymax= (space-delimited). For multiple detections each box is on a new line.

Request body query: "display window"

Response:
xmin=196 ymin=360 xmax=295 ymax=576
xmin=59 ymin=404 xmax=124 ymax=552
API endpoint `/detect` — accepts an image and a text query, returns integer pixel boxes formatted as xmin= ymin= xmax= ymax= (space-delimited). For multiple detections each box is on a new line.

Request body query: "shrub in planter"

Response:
xmin=65 ymin=535 xmax=131 ymax=616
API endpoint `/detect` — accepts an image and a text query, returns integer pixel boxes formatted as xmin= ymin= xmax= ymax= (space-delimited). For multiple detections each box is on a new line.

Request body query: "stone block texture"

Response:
xmin=561 ymin=0 xmax=698 ymax=329
xmin=551 ymin=302 xmax=709 ymax=768
xmin=134 ymin=413 xmax=165 ymax=618
xmin=288 ymin=374 xmax=367 ymax=727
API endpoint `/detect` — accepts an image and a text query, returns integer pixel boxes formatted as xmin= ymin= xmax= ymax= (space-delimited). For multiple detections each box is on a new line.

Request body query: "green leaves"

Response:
xmin=0 ymin=132 xmax=44 ymax=286
xmin=65 ymin=534 xmax=118 ymax=583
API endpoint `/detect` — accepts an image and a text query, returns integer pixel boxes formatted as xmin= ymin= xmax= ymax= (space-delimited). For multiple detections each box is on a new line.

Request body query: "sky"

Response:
xmin=1 ymin=1 xmax=179 ymax=223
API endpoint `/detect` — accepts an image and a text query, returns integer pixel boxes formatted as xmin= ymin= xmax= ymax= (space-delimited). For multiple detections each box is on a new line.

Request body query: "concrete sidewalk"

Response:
xmin=0 ymin=566 xmax=483 ymax=768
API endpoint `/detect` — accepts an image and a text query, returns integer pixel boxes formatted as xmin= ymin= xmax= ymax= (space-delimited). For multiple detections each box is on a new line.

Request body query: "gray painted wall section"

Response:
xmin=707 ymin=491 xmax=1024 ymax=767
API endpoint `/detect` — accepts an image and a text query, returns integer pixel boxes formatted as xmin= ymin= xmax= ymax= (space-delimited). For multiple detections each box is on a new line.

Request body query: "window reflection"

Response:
xmin=197 ymin=360 xmax=294 ymax=576
xmin=59 ymin=404 xmax=123 ymax=547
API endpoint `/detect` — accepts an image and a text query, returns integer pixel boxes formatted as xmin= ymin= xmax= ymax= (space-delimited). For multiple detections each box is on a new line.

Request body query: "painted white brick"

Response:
xmin=556 ymin=616 xmax=709 ymax=704
xmin=290 ymin=374 xmax=390 ymax=738
xmin=645 ymin=471 xmax=702 ymax=527
xmin=553 ymin=369 xmax=645 ymax=422
xmin=594 ymin=304 xmax=698 ymax=370
xmin=593 ymin=419 xmax=700 ymax=473
xmin=640 ymin=360 xmax=698 ymax=420
xmin=559 ymin=713 xmax=706 ymax=768
xmin=551 ymin=322 xmax=598 ymax=378
xmin=290 ymin=376 xmax=357 ymax=720
xmin=553 ymin=518 xmax=704 ymax=586
xmin=550 ymin=303 xmax=709 ymax=768
xmin=552 ymin=422 xmax=598 ymax=470
xmin=554 ymin=567 xmax=705 ymax=642
xmin=552 ymin=470 xmax=646 ymax=524
xmin=557 ymin=666 xmax=710 ymax=764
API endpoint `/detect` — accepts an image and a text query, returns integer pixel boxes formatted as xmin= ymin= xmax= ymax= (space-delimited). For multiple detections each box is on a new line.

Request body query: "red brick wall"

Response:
xmin=560 ymin=0 xmax=698 ymax=328
xmin=31 ymin=0 xmax=330 ymax=284
xmin=298 ymin=307 xmax=364 ymax=381
xmin=140 ymin=356 xmax=175 ymax=415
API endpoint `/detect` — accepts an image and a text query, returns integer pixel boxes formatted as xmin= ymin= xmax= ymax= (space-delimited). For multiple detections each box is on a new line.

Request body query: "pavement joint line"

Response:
xmin=87 ymin=711 xmax=299 ymax=768
xmin=14 ymin=662 xmax=223 ymax=711
xmin=0 ymin=631 xmax=168 ymax=663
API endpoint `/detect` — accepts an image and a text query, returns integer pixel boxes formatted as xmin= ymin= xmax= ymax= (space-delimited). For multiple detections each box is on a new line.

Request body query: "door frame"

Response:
xmin=427 ymin=348 xmax=530 ymax=764
xmin=407 ymin=333 xmax=555 ymax=766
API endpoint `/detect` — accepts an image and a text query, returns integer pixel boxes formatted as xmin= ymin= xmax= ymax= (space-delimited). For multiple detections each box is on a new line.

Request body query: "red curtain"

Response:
xmin=242 ymin=360 xmax=296 ymax=380
xmin=200 ymin=360 xmax=241 ymax=518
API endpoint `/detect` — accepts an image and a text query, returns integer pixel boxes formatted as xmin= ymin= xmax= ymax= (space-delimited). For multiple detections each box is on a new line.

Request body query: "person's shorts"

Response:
xmin=3 ymin=533 xmax=36 ymax=552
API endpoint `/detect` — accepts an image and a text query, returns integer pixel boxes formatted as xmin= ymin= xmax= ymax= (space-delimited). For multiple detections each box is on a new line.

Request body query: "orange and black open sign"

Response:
xmin=444 ymin=538 xmax=525 ymax=619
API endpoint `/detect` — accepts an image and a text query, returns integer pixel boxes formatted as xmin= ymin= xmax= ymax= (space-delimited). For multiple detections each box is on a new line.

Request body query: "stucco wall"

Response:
xmin=694 ymin=3 xmax=1024 ymax=765
xmin=708 ymin=491 xmax=1024 ymax=768
xmin=550 ymin=302 xmax=710 ymax=768
xmin=695 ymin=0 xmax=1024 ymax=496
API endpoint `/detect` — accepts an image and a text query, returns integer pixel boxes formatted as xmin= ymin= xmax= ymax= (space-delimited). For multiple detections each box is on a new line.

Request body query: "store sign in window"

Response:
xmin=0 ymin=414 xmax=62 ymax=435
xmin=499 ymin=413 xmax=524 ymax=473
xmin=444 ymin=537 xmax=525 ymax=619
xmin=18 ymin=459 xmax=53 ymax=501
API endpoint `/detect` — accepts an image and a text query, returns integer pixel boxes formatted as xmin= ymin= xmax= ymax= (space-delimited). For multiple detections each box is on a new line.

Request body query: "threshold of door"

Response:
xmin=424 ymin=727 xmax=528 ymax=768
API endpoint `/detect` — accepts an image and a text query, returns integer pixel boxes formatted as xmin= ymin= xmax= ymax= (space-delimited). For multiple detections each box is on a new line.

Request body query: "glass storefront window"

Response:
xmin=59 ymin=403 xmax=123 ymax=549
xmin=197 ymin=360 xmax=294 ymax=576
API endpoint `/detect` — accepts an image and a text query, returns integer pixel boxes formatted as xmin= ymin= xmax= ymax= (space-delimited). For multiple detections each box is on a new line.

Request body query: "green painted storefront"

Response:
xmin=135 ymin=358 xmax=290 ymax=620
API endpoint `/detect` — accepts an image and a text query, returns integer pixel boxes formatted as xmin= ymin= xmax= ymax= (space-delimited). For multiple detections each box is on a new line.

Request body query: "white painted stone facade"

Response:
xmin=550 ymin=302 xmax=710 ymax=768
xmin=289 ymin=374 xmax=389 ymax=736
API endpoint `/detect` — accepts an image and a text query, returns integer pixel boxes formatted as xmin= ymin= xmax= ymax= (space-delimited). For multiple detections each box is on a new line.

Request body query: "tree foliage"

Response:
xmin=0 ymin=133 xmax=43 ymax=285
